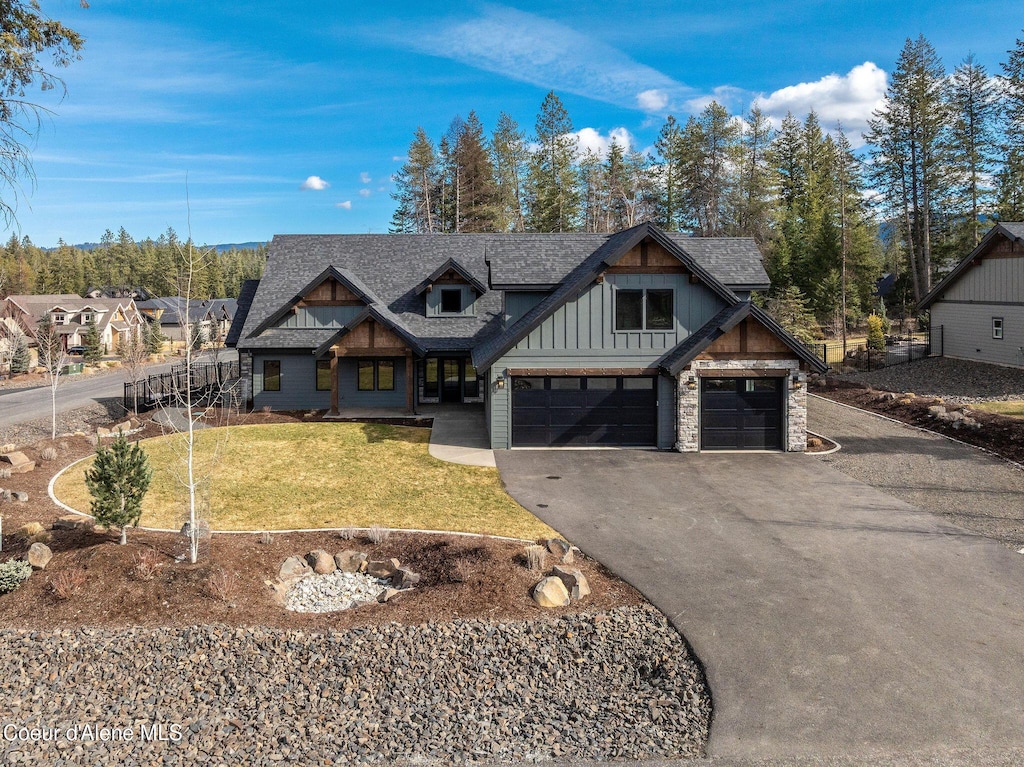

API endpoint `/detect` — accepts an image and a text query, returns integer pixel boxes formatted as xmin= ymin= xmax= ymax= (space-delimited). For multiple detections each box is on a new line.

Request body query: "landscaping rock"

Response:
xmin=366 ymin=558 xmax=401 ymax=578
xmin=335 ymin=549 xmax=367 ymax=573
xmin=532 ymin=576 xmax=570 ymax=608
xmin=553 ymin=565 xmax=591 ymax=601
xmin=54 ymin=515 xmax=92 ymax=530
xmin=285 ymin=570 xmax=388 ymax=612
xmin=278 ymin=556 xmax=313 ymax=585
xmin=305 ymin=549 xmax=336 ymax=575
xmin=377 ymin=587 xmax=401 ymax=603
xmin=27 ymin=542 xmax=53 ymax=570
xmin=0 ymin=451 xmax=34 ymax=474
xmin=928 ymin=405 xmax=947 ymax=417
xmin=392 ymin=567 xmax=421 ymax=589
xmin=0 ymin=443 xmax=14 ymax=453
xmin=10 ymin=491 xmax=27 ymax=503
xmin=545 ymin=537 xmax=570 ymax=557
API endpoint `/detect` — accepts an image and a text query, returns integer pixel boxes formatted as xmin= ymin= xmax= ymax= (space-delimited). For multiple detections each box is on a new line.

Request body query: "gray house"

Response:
xmin=920 ymin=222 xmax=1024 ymax=368
xmin=229 ymin=223 xmax=826 ymax=451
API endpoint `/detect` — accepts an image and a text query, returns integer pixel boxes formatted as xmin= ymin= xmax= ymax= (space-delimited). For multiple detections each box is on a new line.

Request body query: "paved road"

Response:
xmin=495 ymin=445 xmax=1024 ymax=762
xmin=0 ymin=350 xmax=236 ymax=427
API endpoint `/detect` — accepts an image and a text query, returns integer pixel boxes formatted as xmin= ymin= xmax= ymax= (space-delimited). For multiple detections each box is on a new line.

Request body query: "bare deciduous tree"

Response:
xmin=35 ymin=313 xmax=67 ymax=440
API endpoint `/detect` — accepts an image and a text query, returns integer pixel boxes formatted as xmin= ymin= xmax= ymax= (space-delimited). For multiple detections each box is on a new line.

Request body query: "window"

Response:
xmin=464 ymin=362 xmax=479 ymax=398
xmin=316 ymin=359 xmax=331 ymax=391
xmin=549 ymin=377 xmax=582 ymax=390
xmin=357 ymin=359 xmax=395 ymax=391
xmin=80 ymin=313 xmax=93 ymax=324
xmin=614 ymin=288 xmax=674 ymax=331
xmin=440 ymin=288 xmax=463 ymax=314
xmin=52 ymin=313 xmax=67 ymax=325
xmin=424 ymin=359 xmax=439 ymax=398
xmin=264 ymin=360 xmax=281 ymax=391
xmin=993 ymin=317 xmax=1004 ymax=340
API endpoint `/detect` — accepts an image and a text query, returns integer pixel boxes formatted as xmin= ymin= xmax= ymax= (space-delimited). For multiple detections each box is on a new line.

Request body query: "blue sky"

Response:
xmin=8 ymin=0 xmax=1023 ymax=247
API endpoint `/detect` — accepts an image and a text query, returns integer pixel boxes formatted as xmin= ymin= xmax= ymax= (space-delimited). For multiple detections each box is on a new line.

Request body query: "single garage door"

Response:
xmin=700 ymin=377 xmax=784 ymax=450
xmin=512 ymin=375 xmax=657 ymax=447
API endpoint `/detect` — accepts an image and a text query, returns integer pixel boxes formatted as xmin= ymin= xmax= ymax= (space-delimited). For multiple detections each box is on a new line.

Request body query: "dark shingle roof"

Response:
xmin=919 ymin=222 xmax=1024 ymax=309
xmin=226 ymin=280 xmax=259 ymax=347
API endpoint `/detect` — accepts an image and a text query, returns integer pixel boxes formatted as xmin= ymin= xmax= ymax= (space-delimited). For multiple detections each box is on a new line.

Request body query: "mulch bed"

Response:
xmin=0 ymin=409 xmax=644 ymax=630
xmin=813 ymin=377 xmax=1024 ymax=465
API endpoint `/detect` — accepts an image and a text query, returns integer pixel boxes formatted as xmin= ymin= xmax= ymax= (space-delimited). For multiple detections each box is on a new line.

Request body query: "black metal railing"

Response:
xmin=124 ymin=359 xmax=240 ymax=413
xmin=805 ymin=329 xmax=932 ymax=372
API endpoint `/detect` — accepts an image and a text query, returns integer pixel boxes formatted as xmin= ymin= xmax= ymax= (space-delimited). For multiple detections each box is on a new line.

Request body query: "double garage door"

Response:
xmin=511 ymin=375 xmax=657 ymax=447
xmin=510 ymin=374 xmax=785 ymax=449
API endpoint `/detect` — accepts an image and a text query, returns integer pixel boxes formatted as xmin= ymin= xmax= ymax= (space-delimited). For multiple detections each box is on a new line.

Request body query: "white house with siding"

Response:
xmin=920 ymin=223 xmax=1024 ymax=368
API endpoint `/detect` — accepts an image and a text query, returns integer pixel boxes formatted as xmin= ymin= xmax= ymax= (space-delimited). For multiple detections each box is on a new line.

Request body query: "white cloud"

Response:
xmin=336 ymin=200 xmax=352 ymax=209
xmin=300 ymin=175 xmax=330 ymax=191
xmin=360 ymin=172 xmax=372 ymax=184
xmin=574 ymin=127 xmax=633 ymax=158
xmin=636 ymin=89 xmax=669 ymax=112
xmin=754 ymin=62 xmax=887 ymax=145
xmin=392 ymin=155 xmax=406 ymax=163
xmin=359 ymin=189 xmax=372 ymax=197
xmin=400 ymin=7 xmax=695 ymax=113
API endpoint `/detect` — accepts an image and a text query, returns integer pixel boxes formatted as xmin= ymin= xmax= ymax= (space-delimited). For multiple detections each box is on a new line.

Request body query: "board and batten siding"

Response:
xmin=940 ymin=251 xmax=1024 ymax=304
xmin=274 ymin=305 xmax=364 ymax=330
xmin=425 ymin=285 xmax=477 ymax=317
xmin=504 ymin=291 xmax=548 ymax=324
xmin=931 ymin=302 xmax=1024 ymax=367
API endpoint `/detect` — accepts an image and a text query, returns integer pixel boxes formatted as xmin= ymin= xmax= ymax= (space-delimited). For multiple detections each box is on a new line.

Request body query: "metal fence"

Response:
xmin=806 ymin=330 xmax=932 ymax=372
xmin=124 ymin=359 xmax=240 ymax=413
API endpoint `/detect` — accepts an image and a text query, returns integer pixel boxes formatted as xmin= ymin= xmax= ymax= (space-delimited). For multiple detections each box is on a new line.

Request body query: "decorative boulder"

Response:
xmin=27 ymin=542 xmax=53 ymax=570
xmin=1 ymin=451 xmax=34 ymax=474
xmin=552 ymin=565 xmax=591 ymax=601
xmin=366 ymin=558 xmax=401 ymax=579
xmin=0 ymin=443 xmax=15 ymax=453
xmin=377 ymin=587 xmax=401 ymax=603
xmin=278 ymin=556 xmax=313 ymax=585
xmin=11 ymin=491 xmax=28 ymax=503
xmin=392 ymin=567 xmax=421 ymax=589
xmin=532 ymin=576 xmax=570 ymax=608
xmin=305 ymin=549 xmax=336 ymax=575
xmin=545 ymin=538 xmax=571 ymax=558
xmin=335 ymin=549 xmax=368 ymax=573
xmin=53 ymin=515 xmax=94 ymax=531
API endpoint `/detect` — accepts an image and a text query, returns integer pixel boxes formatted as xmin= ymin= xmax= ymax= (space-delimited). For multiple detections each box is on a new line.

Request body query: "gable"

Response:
xmin=920 ymin=223 xmax=1024 ymax=309
xmin=330 ymin=317 xmax=409 ymax=354
xmin=698 ymin=317 xmax=797 ymax=358
xmin=605 ymin=240 xmax=690 ymax=274
xmin=301 ymin=276 xmax=364 ymax=305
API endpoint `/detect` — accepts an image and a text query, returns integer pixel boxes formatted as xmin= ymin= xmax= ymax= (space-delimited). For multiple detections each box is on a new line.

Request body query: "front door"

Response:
xmin=441 ymin=358 xmax=462 ymax=402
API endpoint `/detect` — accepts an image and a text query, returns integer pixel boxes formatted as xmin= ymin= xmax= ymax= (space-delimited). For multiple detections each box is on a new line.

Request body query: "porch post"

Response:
xmin=329 ymin=350 xmax=339 ymax=416
xmin=405 ymin=352 xmax=415 ymax=414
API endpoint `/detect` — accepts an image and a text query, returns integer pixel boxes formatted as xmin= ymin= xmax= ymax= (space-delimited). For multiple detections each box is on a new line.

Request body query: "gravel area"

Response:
xmin=0 ymin=605 xmax=710 ymax=765
xmin=809 ymin=395 xmax=1024 ymax=548
xmin=285 ymin=571 xmax=390 ymax=613
xmin=840 ymin=357 xmax=1024 ymax=403
xmin=0 ymin=403 xmax=118 ymax=447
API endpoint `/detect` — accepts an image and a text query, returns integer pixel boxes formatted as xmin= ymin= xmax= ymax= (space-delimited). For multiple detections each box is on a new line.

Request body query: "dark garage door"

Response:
xmin=512 ymin=376 xmax=657 ymax=447
xmin=700 ymin=377 xmax=784 ymax=450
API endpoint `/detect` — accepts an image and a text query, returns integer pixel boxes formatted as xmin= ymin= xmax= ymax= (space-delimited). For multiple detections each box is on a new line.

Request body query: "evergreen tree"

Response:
xmin=10 ymin=334 xmax=29 ymax=374
xmin=453 ymin=111 xmax=498 ymax=232
xmin=84 ymin=434 xmax=152 ymax=545
xmin=491 ymin=112 xmax=528 ymax=232
xmin=998 ymin=32 xmax=1024 ymax=220
xmin=391 ymin=128 xmax=439 ymax=233
xmin=144 ymin=318 xmax=166 ymax=355
xmin=654 ymin=115 xmax=686 ymax=231
xmin=680 ymin=102 xmax=741 ymax=236
xmin=82 ymin=315 xmax=102 ymax=363
xmin=526 ymin=92 xmax=581 ymax=232
xmin=729 ymin=105 xmax=775 ymax=242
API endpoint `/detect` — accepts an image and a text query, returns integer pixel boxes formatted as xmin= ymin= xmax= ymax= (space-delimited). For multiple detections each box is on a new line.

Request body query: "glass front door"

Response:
xmin=442 ymin=358 xmax=462 ymax=402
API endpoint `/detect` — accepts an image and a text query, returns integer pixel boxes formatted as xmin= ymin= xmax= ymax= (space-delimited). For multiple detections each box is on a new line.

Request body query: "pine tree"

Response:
xmin=998 ymin=33 xmax=1024 ymax=220
xmin=144 ymin=318 xmax=166 ymax=355
xmin=83 ymin=315 xmax=103 ymax=364
xmin=10 ymin=334 xmax=29 ymax=374
xmin=729 ymin=105 xmax=775 ymax=242
xmin=526 ymin=92 xmax=581 ymax=232
xmin=85 ymin=434 xmax=152 ymax=545
xmin=491 ymin=112 xmax=528 ymax=232
xmin=654 ymin=115 xmax=685 ymax=231
xmin=391 ymin=128 xmax=439 ymax=233
xmin=453 ymin=112 xmax=498 ymax=232
xmin=680 ymin=102 xmax=741 ymax=236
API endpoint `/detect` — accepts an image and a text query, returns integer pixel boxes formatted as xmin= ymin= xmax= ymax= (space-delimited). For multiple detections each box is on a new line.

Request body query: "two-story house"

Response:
xmin=1 ymin=294 xmax=145 ymax=355
xmin=229 ymin=223 xmax=826 ymax=452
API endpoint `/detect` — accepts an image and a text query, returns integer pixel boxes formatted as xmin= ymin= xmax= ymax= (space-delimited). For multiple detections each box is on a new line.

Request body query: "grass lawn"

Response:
xmin=53 ymin=422 xmax=557 ymax=539
xmin=972 ymin=401 xmax=1024 ymax=419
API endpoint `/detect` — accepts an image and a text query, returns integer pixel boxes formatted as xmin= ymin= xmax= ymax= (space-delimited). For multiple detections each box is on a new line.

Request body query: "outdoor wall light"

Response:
xmin=791 ymin=376 xmax=803 ymax=389
xmin=686 ymin=378 xmax=697 ymax=390
xmin=495 ymin=377 xmax=506 ymax=390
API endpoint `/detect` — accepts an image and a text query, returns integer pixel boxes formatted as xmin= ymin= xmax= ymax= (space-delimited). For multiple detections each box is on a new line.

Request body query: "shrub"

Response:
xmin=367 ymin=525 xmax=390 ymax=545
xmin=337 ymin=527 xmax=356 ymax=541
xmin=0 ymin=467 xmax=11 ymax=480
xmin=40 ymin=447 xmax=58 ymax=462
xmin=206 ymin=569 xmax=235 ymax=602
xmin=524 ymin=544 xmax=547 ymax=571
xmin=50 ymin=568 xmax=87 ymax=600
xmin=0 ymin=560 xmax=33 ymax=594
xmin=85 ymin=434 xmax=152 ymax=545
xmin=16 ymin=522 xmax=51 ymax=545
xmin=258 ymin=531 xmax=273 ymax=545
xmin=867 ymin=314 xmax=886 ymax=350
xmin=132 ymin=549 xmax=163 ymax=581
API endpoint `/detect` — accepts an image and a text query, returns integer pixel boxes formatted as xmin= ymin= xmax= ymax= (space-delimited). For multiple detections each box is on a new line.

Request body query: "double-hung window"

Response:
xmin=357 ymin=359 xmax=395 ymax=391
xmin=993 ymin=317 xmax=1004 ymax=340
xmin=263 ymin=360 xmax=281 ymax=391
xmin=615 ymin=288 xmax=674 ymax=331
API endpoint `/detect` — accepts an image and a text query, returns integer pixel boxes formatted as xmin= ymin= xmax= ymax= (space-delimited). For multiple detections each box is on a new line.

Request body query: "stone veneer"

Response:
xmin=675 ymin=359 xmax=807 ymax=452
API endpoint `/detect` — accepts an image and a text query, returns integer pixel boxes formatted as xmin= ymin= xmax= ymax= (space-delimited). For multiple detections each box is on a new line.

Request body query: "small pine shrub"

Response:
xmin=50 ymin=568 xmax=87 ymax=600
xmin=0 ymin=560 xmax=33 ymax=594
xmin=867 ymin=314 xmax=886 ymax=350
xmin=40 ymin=447 xmax=58 ymax=462
xmin=525 ymin=544 xmax=547 ymax=571
xmin=367 ymin=525 xmax=390 ymax=545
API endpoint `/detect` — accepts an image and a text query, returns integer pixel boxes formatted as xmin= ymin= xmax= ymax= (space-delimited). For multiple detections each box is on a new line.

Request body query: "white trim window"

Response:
xmin=52 ymin=312 xmax=67 ymax=325
xmin=993 ymin=317 xmax=1004 ymax=340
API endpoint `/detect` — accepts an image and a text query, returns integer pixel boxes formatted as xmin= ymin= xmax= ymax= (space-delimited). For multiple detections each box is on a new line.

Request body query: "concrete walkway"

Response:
xmin=495 ymin=446 xmax=1024 ymax=762
xmin=424 ymin=404 xmax=496 ymax=467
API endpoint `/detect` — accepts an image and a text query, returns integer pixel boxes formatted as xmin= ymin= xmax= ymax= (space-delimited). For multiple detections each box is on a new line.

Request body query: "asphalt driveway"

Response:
xmin=495 ymin=448 xmax=1024 ymax=761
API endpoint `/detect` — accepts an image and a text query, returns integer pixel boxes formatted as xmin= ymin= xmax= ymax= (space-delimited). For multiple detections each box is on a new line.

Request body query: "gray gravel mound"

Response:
xmin=0 ymin=604 xmax=710 ymax=765
xmin=840 ymin=357 xmax=1024 ymax=402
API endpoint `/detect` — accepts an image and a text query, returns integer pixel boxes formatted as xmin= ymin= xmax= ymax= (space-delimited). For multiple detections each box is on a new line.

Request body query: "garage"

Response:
xmin=511 ymin=375 xmax=657 ymax=447
xmin=700 ymin=377 xmax=784 ymax=450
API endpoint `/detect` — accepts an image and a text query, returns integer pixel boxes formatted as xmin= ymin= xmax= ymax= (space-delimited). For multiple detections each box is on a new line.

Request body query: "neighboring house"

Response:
xmin=137 ymin=296 xmax=237 ymax=344
xmin=920 ymin=222 xmax=1024 ymax=368
xmin=84 ymin=286 xmax=153 ymax=301
xmin=1 ymin=294 xmax=145 ymax=354
xmin=229 ymin=223 xmax=827 ymax=452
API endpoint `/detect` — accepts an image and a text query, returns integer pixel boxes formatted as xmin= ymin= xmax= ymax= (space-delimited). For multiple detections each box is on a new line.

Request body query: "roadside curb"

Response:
xmin=48 ymin=454 xmax=538 ymax=543
xmin=807 ymin=429 xmax=841 ymax=455
xmin=809 ymin=392 xmax=1024 ymax=472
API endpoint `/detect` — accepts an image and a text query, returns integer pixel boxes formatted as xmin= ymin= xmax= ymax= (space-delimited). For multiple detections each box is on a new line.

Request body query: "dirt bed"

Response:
xmin=839 ymin=356 xmax=1024 ymax=403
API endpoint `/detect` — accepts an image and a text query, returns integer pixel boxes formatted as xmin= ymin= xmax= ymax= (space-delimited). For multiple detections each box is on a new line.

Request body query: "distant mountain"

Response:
xmin=47 ymin=240 xmax=267 ymax=253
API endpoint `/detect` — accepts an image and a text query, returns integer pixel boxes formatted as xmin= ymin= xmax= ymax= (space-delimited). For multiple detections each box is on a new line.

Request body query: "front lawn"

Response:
xmin=972 ymin=400 xmax=1024 ymax=420
xmin=53 ymin=422 xmax=556 ymax=539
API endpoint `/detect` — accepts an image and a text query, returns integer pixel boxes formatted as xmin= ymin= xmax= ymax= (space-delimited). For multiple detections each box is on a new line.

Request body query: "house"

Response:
xmin=1 ymin=294 xmax=145 ymax=354
xmin=229 ymin=223 xmax=827 ymax=452
xmin=919 ymin=222 xmax=1024 ymax=368
xmin=137 ymin=296 xmax=238 ymax=344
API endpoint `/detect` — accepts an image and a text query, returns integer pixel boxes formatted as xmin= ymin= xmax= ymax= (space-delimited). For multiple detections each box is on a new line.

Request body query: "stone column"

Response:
xmin=675 ymin=370 xmax=699 ymax=452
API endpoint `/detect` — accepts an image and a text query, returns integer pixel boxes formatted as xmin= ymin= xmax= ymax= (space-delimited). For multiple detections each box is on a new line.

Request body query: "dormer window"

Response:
xmin=81 ymin=313 xmax=93 ymax=324
xmin=52 ymin=312 xmax=67 ymax=325
xmin=440 ymin=288 xmax=463 ymax=314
